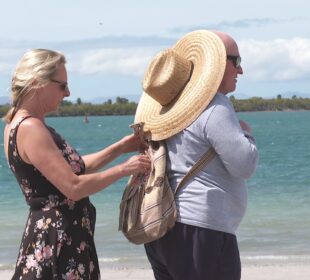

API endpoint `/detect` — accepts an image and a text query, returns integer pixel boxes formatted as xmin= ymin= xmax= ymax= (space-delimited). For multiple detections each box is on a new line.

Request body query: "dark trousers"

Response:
xmin=144 ymin=222 xmax=241 ymax=280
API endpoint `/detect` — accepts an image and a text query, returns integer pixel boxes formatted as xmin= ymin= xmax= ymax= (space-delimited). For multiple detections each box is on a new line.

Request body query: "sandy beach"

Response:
xmin=99 ymin=265 xmax=310 ymax=279
xmin=1 ymin=264 xmax=310 ymax=279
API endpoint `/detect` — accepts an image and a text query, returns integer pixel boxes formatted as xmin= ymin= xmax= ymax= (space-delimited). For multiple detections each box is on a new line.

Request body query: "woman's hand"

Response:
xmin=117 ymin=133 xmax=147 ymax=154
xmin=120 ymin=154 xmax=151 ymax=176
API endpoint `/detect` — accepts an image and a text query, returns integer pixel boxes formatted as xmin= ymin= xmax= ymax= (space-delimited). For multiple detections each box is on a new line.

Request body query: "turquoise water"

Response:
xmin=0 ymin=112 xmax=310 ymax=270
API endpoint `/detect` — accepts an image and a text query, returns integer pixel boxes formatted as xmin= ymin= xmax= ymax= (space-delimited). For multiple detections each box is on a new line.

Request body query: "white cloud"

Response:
xmin=171 ymin=17 xmax=299 ymax=33
xmin=68 ymin=47 xmax=162 ymax=76
xmin=239 ymin=37 xmax=310 ymax=81
xmin=68 ymin=37 xmax=310 ymax=82
xmin=1 ymin=37 xmax=310 ymax=84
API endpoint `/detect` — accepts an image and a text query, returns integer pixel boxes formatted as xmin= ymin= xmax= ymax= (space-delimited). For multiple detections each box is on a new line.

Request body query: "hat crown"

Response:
xmin=135 ymin=30 xmax=227 ymax=141
xmin=142 ymin=49 xmax=193 ymax=106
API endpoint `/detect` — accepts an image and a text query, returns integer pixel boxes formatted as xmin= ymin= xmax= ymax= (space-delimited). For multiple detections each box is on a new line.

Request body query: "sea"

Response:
xmin=0 ymin=112 xmax=310 ymax=271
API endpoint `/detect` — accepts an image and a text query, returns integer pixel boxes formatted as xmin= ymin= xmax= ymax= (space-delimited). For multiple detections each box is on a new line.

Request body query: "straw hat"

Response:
xmin=134 ymin=30 xmax=227 ymax=141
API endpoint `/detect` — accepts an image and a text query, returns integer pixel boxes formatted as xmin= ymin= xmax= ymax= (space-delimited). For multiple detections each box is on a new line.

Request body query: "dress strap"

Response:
xmin=15 ymin=115 xmax=34 ymax=127
xmin=10 ymin=115 xmax=34 ymax=144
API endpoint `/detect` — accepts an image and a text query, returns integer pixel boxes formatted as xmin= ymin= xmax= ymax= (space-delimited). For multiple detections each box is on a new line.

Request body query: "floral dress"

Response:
xmin=8 ymin=116 xmax=101 ymax=280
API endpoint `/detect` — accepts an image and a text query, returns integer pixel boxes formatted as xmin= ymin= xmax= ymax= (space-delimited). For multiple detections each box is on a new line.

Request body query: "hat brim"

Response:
xmin=135 ymin=30 xmax=227 ymax=141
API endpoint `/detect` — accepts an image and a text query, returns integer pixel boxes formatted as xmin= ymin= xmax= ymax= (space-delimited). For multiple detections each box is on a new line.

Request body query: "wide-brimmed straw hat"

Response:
xmin=134 ymin=30 xmax=227 ymax=141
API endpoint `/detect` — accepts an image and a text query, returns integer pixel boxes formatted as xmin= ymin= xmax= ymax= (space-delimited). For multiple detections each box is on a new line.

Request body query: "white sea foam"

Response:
xmin=242 ymin=255 xmax=310 ymax=262
xmin=0 ymin=263 xmax=14 ymax=270
xmin=99 ymin=257 xmax=121 ymax=263
xmin=244 ymin=255 xmax=289 ymax=260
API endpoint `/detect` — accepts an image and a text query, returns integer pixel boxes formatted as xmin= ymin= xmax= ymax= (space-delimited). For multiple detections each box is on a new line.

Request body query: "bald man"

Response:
xmin=144 ymin=31 xmax=259 ymax=280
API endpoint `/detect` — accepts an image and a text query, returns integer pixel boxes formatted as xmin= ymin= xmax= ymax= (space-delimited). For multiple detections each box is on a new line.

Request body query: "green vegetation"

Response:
xmin=49 ymin=97 xmax=137 ymax=117
xmin=229 ymin=95 xmax=310 ymax=112
xmin=1 ymin=95 xmax=310 ymax=118
xmin=0 ymin=97 xmax=137 ymax=118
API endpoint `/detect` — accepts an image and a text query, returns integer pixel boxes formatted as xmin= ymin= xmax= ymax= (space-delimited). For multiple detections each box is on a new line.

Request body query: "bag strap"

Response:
xmin=174 ymin=148 xmax=216 ymax=195
xmin=130 ymin=122 xmax=216 ymax=195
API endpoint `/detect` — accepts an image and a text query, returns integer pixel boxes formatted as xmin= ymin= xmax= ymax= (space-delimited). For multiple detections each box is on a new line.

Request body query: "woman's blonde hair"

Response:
xmin=3 ymin=49 xmax=66 ymax=123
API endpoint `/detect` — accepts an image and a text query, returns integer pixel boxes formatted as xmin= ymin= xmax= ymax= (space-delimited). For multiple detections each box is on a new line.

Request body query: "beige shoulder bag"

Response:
xmin=119 ymin=123 xmax=216 ymax=245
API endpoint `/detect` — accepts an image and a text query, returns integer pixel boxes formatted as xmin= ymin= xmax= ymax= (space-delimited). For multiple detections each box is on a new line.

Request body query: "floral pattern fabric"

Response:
xmin=8 ymin=116 xmax=101 ymax=280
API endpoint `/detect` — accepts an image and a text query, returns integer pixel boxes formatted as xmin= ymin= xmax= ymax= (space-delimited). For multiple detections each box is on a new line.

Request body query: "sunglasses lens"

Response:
xmin=236 ymin=57 xmax=241 ymax=67
xmin=227 ymin=55 xmax=241 ymax=68
xmin=51 ymin=79 xmax=68 ymax=91
xmin=61 ymin=84 xmax=67 ymax=91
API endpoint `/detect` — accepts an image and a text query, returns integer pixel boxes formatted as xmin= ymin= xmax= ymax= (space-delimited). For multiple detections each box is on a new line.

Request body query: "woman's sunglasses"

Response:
xmin=51 ymin=79 xmax=69 ymax=91
xmin=227 ymin=55 xmax=241 ymax=68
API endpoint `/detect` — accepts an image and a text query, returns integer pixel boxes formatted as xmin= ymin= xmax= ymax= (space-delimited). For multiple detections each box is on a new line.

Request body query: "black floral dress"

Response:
xmin=8 ymin=116 xmax=101 ymax=280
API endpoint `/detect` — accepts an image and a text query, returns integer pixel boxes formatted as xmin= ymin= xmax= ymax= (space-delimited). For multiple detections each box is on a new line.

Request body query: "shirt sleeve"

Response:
xmin=204 ymin=97 xmax=259 ymax=179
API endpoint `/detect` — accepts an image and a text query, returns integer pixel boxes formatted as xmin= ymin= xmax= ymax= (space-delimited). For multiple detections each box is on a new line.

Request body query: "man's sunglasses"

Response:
xmin=51 ymin=79 xmax=69 ymax=91
xmin=227 ymin=55 xmax=241 ymax=68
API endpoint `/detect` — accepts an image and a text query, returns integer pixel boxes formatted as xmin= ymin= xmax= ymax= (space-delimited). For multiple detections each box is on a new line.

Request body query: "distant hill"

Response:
xmin=233 ymin=91 xmax=310 ymax=100
xmin=86 ymin=94 xmax=141 ymax=104
xmin=85 ymin=91 xmax=310 ymax=103
xmin=280 ymin=91 xmax=310 ymax=99
xmin=2 ymin=91 xmax=309 ymax=106
xmin=232 ymin=92 xmax=251 ymax=99
xmin=0 ymin=94 xmax=141 ymax=105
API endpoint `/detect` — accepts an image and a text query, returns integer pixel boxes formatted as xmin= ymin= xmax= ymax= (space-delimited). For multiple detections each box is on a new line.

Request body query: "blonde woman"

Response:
xmin=3 ymin=49 xmax=150 ymax=280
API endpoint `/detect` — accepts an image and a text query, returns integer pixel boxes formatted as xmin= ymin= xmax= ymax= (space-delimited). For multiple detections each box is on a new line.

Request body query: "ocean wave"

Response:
xmin=98 ymin=257 xmax=121 ymax=263
xmin=0 ymin=263 xmax=14 ymax=270
xmin=242 ymin=255 xmax=310 ymax=261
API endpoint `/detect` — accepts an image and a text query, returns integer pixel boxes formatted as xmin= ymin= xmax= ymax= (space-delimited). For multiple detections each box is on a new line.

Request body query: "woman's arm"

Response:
xmin=17 ymin=118 xmax=150 ymax=201
xmin=82 ymin=134 xmax=142 ymax=174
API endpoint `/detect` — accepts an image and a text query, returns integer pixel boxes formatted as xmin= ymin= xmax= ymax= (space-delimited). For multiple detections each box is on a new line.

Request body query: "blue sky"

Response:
xmin=1 ymin=0 xmax=310 ymax=103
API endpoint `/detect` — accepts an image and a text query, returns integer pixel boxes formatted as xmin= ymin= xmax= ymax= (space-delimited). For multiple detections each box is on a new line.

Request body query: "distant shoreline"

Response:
xmin=1 ymin=109 xmax=309 ymax=119
xmin=44 ymin=109 xmax=310 ymax=118
xmin=1 ymin=96 xmax=310 ymax=117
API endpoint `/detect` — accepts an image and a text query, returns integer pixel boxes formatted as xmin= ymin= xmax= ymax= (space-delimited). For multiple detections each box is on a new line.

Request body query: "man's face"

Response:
xmin=218 ymin=40 xmax=243 ymax=94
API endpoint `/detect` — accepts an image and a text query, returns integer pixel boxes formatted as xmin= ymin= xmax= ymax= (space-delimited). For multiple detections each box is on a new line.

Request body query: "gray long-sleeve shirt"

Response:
xmin=166 ymin=93 xmax=259 ymax=235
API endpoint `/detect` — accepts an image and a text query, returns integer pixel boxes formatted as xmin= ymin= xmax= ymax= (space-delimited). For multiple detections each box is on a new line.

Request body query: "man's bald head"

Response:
xmin=212 ymin=31 xmax=239 ymax=56
xmin=211 ymin=31 xmax=243 ymax=94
